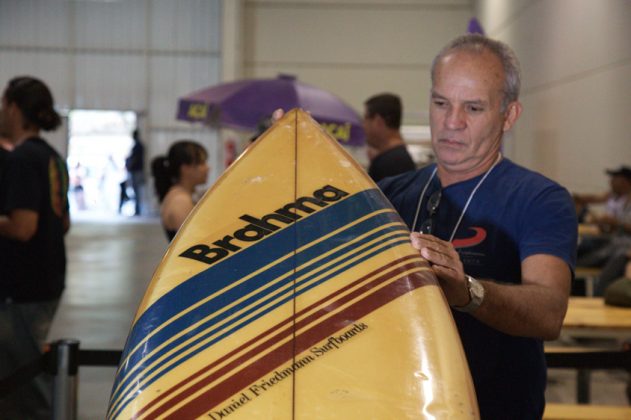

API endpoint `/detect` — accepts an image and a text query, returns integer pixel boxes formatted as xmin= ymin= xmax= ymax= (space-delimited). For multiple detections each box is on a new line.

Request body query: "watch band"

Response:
xmin=453 ymin=275 xmax=484 ymax=313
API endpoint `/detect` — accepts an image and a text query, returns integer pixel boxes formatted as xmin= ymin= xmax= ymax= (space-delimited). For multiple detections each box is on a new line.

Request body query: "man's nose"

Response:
xmin=445 ymin=107 xmax=466 ymax=130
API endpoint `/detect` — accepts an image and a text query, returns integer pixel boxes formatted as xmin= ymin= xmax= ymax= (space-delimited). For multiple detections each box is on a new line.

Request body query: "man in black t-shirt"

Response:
xmin=0 ymin=136 xmax=11 ymax=175
xmin=0 ymin=146 xmax=8 ymax=175
xmin=0 ymin=76 xmax=69 ymax=419
xmin=363 ymin=93 xmax=416 ymax=182
xmin=1 ymin=137 xmax=69 ymax=300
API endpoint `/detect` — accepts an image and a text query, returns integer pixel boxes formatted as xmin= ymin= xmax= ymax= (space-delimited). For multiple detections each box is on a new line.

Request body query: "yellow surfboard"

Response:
xmin=107 ymin=109 xmax=478 ymax=419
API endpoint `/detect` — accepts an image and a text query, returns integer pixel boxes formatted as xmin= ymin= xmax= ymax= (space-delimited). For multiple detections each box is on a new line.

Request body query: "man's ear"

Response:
xmin=5 ymin=101 xmax=16 ymax=118
xmin=3 ymin=102 xmax=20 ymax=132
xmin=374 ymin=113 xmax=387 ymax=130
xmin=502 ymin=101 xmax=522 ymax=132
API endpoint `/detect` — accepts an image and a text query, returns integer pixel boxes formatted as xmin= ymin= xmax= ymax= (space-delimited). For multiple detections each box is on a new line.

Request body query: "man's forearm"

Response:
xmin=0 ymin=211 xmax=38 ymax=241
xmin=471 ymin=280 xmax=568 ymax=340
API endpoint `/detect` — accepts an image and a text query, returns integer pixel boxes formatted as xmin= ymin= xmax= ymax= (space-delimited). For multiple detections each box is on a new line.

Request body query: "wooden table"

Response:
xmin=557 ymin=297 xmax=631 ymax=403
xmin=563 ymin=297 xmax=631 ymax=340
xmin=578 ymin=223 xmax=601 ymax=237
xmin=544 ymin=403 xmax=631 ymax=419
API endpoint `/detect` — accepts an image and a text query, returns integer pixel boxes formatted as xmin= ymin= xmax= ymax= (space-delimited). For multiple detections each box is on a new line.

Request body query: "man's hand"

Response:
xmin=410 ymin=232 xmax=470 ymax=307
xmin=271 ymin=108 xmax=284 ymax=121
xmin=411 ymin=231 xmax=571 ymax=338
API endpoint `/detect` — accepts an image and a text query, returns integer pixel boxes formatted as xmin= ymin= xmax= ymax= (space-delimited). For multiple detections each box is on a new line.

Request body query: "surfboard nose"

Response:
xmin=108 ymin=109 xmax=478 ymax=420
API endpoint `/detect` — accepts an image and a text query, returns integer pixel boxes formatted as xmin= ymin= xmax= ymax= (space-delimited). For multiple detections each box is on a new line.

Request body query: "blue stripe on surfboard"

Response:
xmin=109 ymin=189 xmax=403 ymax=412
xmin=109 ymin=219 xmax=407 ymax=413
xmin=109 ymin=212 xmax=406 ymax=413
xmin=110 ymin=189 xmax=402 ymax=410
xmin=117 ymin=189 xmax=388 ymax=369
xmin=121 ymin=218 xmax=403 ymax=384
xmin=109 ymin=229 xmax=410 ymax=419
xmin=109 ymin=233 xmax=413 ymax=419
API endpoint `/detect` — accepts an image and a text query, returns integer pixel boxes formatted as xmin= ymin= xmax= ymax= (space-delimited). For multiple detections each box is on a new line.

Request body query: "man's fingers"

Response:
xmin=272 ymin=108 xmax=284 ymax=121
xmin=420 ymin=245 xmax=451 ymax=266
xmin=433 ymin=264 xmax=460 ymax=282
xmin=410 ymin=232 xmax=444 ymax=249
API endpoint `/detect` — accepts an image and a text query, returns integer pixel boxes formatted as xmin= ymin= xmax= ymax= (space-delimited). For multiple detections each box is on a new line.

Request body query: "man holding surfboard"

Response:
xmin=380 ymin=35 xmax=577 ymax=418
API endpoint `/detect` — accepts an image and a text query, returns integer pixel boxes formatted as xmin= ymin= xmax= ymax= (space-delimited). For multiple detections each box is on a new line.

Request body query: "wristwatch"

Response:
xmin=453 ymin=275 xmax=485 ymax=313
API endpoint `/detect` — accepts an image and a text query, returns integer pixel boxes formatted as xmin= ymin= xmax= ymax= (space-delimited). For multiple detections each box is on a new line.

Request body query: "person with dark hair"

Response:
xmin=363 ymin=93 xmax=416 ymax=182
xmin=379 ymin=35 xmax=576 ymax=418
xmin=0 ymin=76 xmax=69 ymax=419
xmin=125 ymin=128 xmax=145 ymax=216
xmin=151 ymin=140 xmax=209 ymax=241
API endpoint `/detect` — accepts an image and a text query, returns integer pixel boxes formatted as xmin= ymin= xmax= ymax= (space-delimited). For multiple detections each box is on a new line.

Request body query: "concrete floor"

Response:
xmin=47 ymin=216 xmax=630 ymax=419
xmin=48 ymin=214 xmax=166 ymax=419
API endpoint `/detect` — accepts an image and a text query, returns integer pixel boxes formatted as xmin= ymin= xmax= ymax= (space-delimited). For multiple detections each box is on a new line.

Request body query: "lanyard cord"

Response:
xmin=412 ymin=154 xmax=502 ymax=241
xmin=411 ymin=166 xmax=437 ymax=232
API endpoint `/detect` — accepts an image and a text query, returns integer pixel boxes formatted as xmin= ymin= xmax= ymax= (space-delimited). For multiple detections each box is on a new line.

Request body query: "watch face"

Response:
xmin=454 ymin=276 xmax=484 ymax=313
xmin=469 ymin=277 xmax=484 ymax=303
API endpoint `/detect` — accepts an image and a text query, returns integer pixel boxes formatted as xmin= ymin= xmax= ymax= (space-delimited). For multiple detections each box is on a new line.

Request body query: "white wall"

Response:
xmin=238 ymin=0 xmax=474 ymax=166
xmin=4 ymin=0 xmax=626 ymax=195
xmin=1 ymin=0 xmax=475 ymax=176
xmin=475 ymin=0 xmax=631 ymax=193
xmin=0 ymin=0 xmax=224 ymax=190
xmin=241 ymin=0 xmax=473 ymax=126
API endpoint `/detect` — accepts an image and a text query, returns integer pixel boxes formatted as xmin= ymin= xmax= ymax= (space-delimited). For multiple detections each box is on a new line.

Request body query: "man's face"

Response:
xmin=610 ymin=175 xmax=631 ymax=196
xmin=429 ymin=50 xmax=519 ymax=175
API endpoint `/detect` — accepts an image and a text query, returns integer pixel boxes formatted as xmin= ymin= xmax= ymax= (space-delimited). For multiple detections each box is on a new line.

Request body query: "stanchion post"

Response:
xmin=51 ymin=339 xmax=79 ymax=420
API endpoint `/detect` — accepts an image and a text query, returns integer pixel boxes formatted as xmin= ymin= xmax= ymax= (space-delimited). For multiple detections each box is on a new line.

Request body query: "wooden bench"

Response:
xmin=545 ymin=343 xmax=631 ymax=406
xmin=545 ymin=345 xmax=614 ymax=354
xmin=544 ymin=403 xmax=631 ymax=419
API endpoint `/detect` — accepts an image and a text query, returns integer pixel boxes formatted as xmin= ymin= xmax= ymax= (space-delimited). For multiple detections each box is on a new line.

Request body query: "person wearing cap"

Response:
xmin=575 ymin=165 xmax=631 ymax=295
xmin=574 ymin=166 xmax=631 ymax=230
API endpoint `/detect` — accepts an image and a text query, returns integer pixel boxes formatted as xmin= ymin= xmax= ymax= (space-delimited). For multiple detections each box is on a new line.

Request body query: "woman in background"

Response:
xmin=151 ymin=140 xmax=209 ymax=241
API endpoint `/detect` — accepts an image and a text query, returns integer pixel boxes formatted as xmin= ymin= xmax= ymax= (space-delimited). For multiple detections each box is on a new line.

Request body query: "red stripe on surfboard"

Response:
xmin=132 ymin=254 xmax=424 ymax=418
xmin=167 ymin=269 xmax=432 ymax=419
xmin=143 ymin=260 xmax=434 ymax=419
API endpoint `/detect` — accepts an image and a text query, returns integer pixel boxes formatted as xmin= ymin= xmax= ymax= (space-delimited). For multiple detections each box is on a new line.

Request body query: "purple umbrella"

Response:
xmin=467 ymin=17 xmax=485 ymax=35
xmin=176 ymin=74 xmax=364 ymax=146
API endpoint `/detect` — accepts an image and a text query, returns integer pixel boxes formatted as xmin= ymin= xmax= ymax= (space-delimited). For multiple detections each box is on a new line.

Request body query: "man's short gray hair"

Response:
xmin=431 ymin=34 xmax=521 ymax=111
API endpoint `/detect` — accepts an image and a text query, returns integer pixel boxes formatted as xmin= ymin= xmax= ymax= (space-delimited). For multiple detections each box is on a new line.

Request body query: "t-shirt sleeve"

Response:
xmin=377 ymin=176 xmax=395 ymax=194
xmin=519 ymin=184 xmax=578 ymax=270
xmin=1 ymin=153 xmax=41 ymax=213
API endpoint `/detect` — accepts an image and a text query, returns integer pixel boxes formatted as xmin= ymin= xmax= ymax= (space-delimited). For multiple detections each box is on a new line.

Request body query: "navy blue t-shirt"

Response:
xmin=380 ymin=158 xmax=577 ymax=419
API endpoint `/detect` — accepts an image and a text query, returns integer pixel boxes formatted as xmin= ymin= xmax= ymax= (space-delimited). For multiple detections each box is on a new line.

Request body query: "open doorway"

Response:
xmin=66 ymin=110 xmax=137 ymax=218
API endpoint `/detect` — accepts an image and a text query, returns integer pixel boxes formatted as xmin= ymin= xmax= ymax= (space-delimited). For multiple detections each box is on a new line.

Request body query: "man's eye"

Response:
xmin=433 ymin=100 xmax=447 ymax=108
xmin=466 ymin=105 xmax=484 ymax=113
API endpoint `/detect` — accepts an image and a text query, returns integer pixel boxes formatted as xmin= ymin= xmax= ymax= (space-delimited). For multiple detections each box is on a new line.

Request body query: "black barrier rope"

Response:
xmin=0 ymin=343 xmax=629 ymax=401
xmin=0 ymin=345 xmax=122 ymax=399
xmin=78 ymin=349 xmax=122 ymax=367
